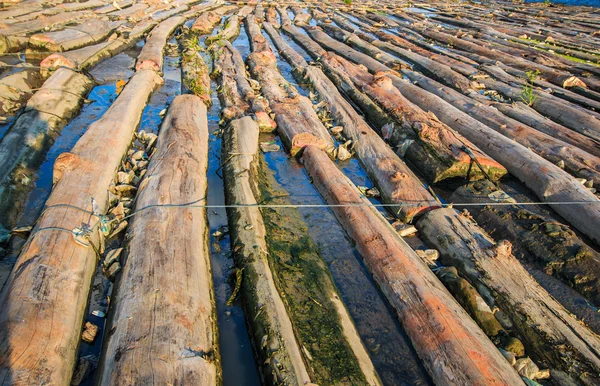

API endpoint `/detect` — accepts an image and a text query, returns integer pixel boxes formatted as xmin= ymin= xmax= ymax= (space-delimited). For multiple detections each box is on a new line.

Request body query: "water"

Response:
xmin=525 ymin=0 xmax=600 ymax=6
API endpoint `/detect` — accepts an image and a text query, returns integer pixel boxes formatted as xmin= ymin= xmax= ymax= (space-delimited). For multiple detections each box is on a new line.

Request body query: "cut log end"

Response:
xmin=563 ymin=76 xmax=587 ymax=89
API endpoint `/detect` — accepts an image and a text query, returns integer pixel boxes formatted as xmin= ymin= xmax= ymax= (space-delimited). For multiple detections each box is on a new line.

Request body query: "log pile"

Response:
xmin=1 ymin=0 xmax=600 ymax=384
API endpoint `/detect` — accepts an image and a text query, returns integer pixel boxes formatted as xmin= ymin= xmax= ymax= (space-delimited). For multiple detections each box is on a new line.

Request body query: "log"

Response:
xmin=0 ymin=65 xmax=44 ymax=117
xmin=97 ymin=94 xmax=219 ymax=385
xmin=0 ymin=69 xmax=161 ymax=385
xmin=28 ymin=18 xmax=123 ymax=52
xmin=205 ymin=14 xmax=240 ymax=45
xmin=245 ymin=16 xmax=333 ymax=155
xmin=107 ymin=3 xmax=149 ymax=20
xmin=265 ymin=6 xmax=279 ymax=28
xmin=190 ymin=5 xmax=236 ymax=34
xmin=416 ymin=208 xmax=600 ymax=384
xmin=400 ymin=70 xmax=600 ymax=185
xmin=39 ymin=20 xmax=158 ymax=76
xmin=136 ymin=15 xmax=186 ymax=72
xmin=301 ymin=145 xmax=524 ymax=386
xmin=264 ymin=21 xmax=439 ymax=221
xmin=0 ymin=68 xmax=94 ymax=230
xmin=222 ymin=116 xmax=311 ymax=385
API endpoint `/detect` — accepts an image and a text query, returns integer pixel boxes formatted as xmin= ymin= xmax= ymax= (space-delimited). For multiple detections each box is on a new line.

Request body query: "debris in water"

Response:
xmin=260 ymin=142 xmax=281 ymax=153
xmin=91 ymin=310 xmax=106 ymax=318
xmin=71 ymin=355 xmax=98 ymax=386
xmin=81 ymin=322 xmax=98 ymax=343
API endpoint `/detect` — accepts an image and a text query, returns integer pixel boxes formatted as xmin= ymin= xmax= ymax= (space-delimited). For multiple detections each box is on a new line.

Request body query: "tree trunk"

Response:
xmin=0 ymin=68 xmax=161 ymax=386
xmin=190 ymin=5 xmax=237 ymax=34
xmin=97 ymin=94 xmax=219 ymax=385
xmin=301 ymin=145 xmax=524 ymax=386
xmin=136 ymin=16 xmax=186 ymax=72
xmin=28 ymin=18 xmax=123 ymax=52
xmin=0 ymin=65 xmax=44 ymax=117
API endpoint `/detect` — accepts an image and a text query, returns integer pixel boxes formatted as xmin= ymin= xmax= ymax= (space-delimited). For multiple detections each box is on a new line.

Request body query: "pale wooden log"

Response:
xmin=417 ymin=208 xmax=600 ymax=384
xmin=94 ymin=0 xmax=134 ymax=14
xmin=28 ymin=18 xmax=123 ymax=52
xmin=264 ymin=21 xmax=439 ymax=221
xmin=56 ymin=0 xmax=107 ymax=12
xmin=205 ymin=14 xmax=240 ymax=45
xmin=136 ymin=15 xmax=185 ymax=72
xmin=0 ymin=69 xmax=161 ymax=386
xmin=400 ymin=70 xmax=600 ymax=185
xmin=190 ymin=5 xmax=236 ymax=34
xmin=97 ymin=94 xmax=219 ymax=385
xmin=107 ymin=3 xmax=149 ymax=20
xmin=0 ymin=65 xmax=43 ymax=117
xmin=301 ymin=145 xmax=524 ymax=386
xmin=39 ymin=20 xmax=158 ymax=76
xmin=265 ymin=6 xmax=279 ymax=28
xmin=222 ymin=116 xmax=312 ymax=386
xmin=246 ymin=16 xmax=333 ymax=155
xmin=0 ymin=68 xmax=94 ymax=229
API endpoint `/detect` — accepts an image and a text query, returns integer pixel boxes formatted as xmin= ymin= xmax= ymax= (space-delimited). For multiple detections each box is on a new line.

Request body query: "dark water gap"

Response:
xmin=258 ymin=27 xmax=432 ymax=385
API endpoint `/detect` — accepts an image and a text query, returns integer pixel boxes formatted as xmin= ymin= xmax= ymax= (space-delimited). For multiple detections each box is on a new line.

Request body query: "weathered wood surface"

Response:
xmin=0 ymin=69 xmax=161 ymax=385
xmin=222 ymin=116 xmax=312 ymax=385
xmin=0 ymin=68 xmax=94 ymax=230
xmin=301 ymin=145 xmax=523 ymax=386
xmin=190 ymin=5 xmax=236 ymax=34
xmin=264 ymin=21 xmax=438 ymax=222
xmin=246 ymin=16 xmax=333 ymax=155
xmin=39 ymin=20 xmax=158 ymax=75
xmin=136 ymin=15 xmax=185 ymax=72
xmin=417 ymin=208 xmax=600 ymax=384
xmin=28 ymin=18 xmax=122 ymax=52
xmin=97 ymin=94 xmax=219 ymax=385
xmin=0 ymin=65 xmax=44 ymax=117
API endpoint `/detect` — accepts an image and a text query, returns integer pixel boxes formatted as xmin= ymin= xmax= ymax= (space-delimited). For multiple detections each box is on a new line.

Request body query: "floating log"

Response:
xmin=264 ymin=21 xmax=438 ymax=221
xmin=417 ymin=208 xmax=600 ymax=384
xmin=301 ymin=145 xmax=523 ymax=386
xmin=245 ymin=16 xmax=333 ymax=155
xmin=136 ymin=15 xmax=186 ymax=72
xmin=222 ymin=116 xmax=312 ymax=385
xmin=0 ymin=65 xmax=44 ymax=117
xmin=97 ymin=94 xmax=219 ymax=385
xmin=28 ymin=18 xmax=123 ymax=52
xmin=0 ymin=68 xmax=161 ymax=385
xmin=0 ymin=68 xmax=94 ymax=229
xmin=39 ymin=20 xmax=158 ymax=76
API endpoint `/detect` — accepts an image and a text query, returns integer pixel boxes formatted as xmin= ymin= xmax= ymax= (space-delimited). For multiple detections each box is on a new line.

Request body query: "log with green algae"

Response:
xmin=255 ymin=156 xmax=377 ymax=385
xmin=451 ymin=180 xmax=600 ymax=308
xmin=181 ymin=31 xmax=212 ymax=105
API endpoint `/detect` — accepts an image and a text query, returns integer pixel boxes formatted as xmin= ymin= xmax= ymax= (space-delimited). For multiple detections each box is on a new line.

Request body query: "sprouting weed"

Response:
xmin=521 ymin=70 xmax=540 ymax=106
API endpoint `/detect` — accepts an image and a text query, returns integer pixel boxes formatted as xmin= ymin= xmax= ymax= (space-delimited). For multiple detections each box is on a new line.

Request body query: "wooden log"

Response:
xmin=264 ymin=21 xmax=438 ymax=221
xmin=28 ymin=18 xmax=123 ymax=52
xmin=0 ymin=68 xmax=94 ymax=230
xmin=39 ymin=20 xmax=158 ymax=76
xmin=245 ymin=16 xmax=333 ymax=155
xmin=97 ymin=94 xmax=219 ymax=385
xmin=94 ymin=0 xmax=134 ymax=15
xmin=136 ymin=15 xmax=185 ymax=72
xmin=0 ymin=65 xmax=44 ymax=117
xmin=265 ymin=6 xmax=279 ymax=28
xmin=0 ymin=68 xmax=161 ymax=385
xmin=305 ymin=27 xmax=506 ymax=182
xmin=400 ymin=70 xmax=600 ymax=185
xmin=301 ymin=145 xmax=524 ymax=386
xmin=205 ymin=14 xmax=240 ymax=45
xmin=222 ymin=116 xmax=312 ymax=385
xmin=416 ymin=208 xmax=600 ymax=384
xmin=190 ymin=5 xmax=236 ymax=34
xmin=107 ymin=3 xmax=149 ymax=20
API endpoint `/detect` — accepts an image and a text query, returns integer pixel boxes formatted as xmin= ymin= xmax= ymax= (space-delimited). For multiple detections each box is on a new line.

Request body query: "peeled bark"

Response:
xmin=417 ymin=208 xmax=600 ymax=384
xmin=136 ymin=15 xmax=186 ymax=72
xmin=0 ymin=68 xmax=94 ymax=230
xmin=97 ymin=94 xmax=219 ymax=385
xmin=28 ymin=18 xmax=122 ymax=52
xmin=302 ymin=145 xmax=523 ymax=386
xmin=0 ymin=69 xmax=161 ymax=386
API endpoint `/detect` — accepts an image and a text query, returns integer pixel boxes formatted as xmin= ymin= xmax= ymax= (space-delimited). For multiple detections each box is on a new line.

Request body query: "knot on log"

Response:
xmin=490 ymin=240 xmax=513 ymax=261
xmin=53 ymin=152 xmax=83 ymax=185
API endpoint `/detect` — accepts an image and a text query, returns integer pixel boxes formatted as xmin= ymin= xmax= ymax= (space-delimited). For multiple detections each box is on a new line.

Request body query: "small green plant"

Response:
xmin=544 ymin=0 xmax=552 ymax=5
xmin=521 ymin=70 xmax=540 ymax=106
xmin=343 ymin=0 xmax=352 ymax=5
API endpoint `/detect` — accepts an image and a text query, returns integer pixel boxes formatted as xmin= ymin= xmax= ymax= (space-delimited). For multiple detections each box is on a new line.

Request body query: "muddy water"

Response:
xmin=254 ymin=30 xmax=431 ymax=385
